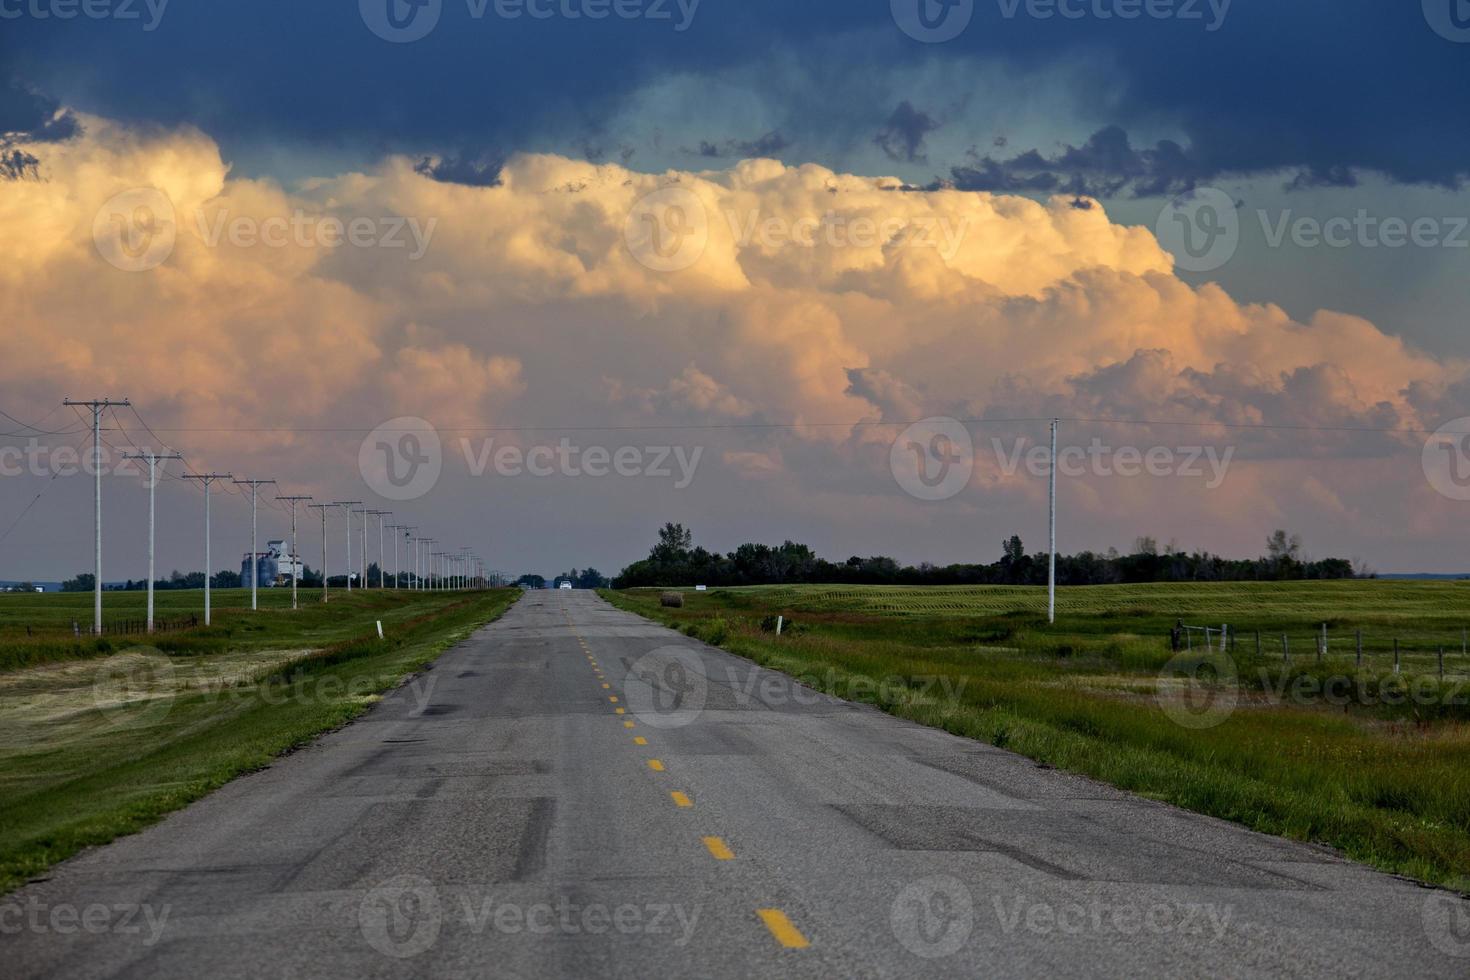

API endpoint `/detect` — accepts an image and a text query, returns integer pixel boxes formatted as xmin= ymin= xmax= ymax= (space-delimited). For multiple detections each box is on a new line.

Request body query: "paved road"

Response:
xmin=7 ymin=590 xmax=1469 ymax=978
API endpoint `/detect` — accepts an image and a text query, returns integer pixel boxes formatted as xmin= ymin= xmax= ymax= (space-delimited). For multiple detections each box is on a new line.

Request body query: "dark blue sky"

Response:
xmin=4 ymin=1 xmax=1468 ymax=191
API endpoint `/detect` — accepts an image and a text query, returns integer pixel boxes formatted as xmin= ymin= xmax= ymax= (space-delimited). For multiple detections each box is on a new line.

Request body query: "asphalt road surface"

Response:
xmin=8 ymin=590 xmax=1470 ymax=978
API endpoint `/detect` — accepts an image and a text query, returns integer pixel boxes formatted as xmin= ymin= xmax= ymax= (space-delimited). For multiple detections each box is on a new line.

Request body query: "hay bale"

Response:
xmin=660 ymin=592 xmax=684 ymax=608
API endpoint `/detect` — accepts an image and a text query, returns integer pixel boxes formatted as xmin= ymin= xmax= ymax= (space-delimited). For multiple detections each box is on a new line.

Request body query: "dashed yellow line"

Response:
xmin=633 ymin=736 xmax=648 ymax=745
xmin=756 ymin=909 xmax=809 ymax=949
xmin=702 ymin=836 xmax=734 ymax=860
xmin=602 ymin=683 xmax=611 ymax=689
xmin=646 ymin=759 xmax=665 ymax=772
xmin=608 ymin=696 xmax=618 ymax=703
xmin=670 ymin=791 xmax=692 ymax=808
xmin=623 ymin=720 xmax=635 ymax=728
xmin=615 ymin=708 xmax=625 ymax=715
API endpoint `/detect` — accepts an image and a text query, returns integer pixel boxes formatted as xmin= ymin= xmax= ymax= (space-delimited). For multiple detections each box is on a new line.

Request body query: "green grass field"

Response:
xmin=602 ymin=581 xmax=1470 ymax=889
xmin=0 ymin=586 xmax=517 ymax=892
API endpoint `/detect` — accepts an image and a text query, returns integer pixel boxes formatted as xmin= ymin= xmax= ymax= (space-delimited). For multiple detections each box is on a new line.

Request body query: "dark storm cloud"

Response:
xmin=874 ymin=101 xmax=939 ymax=163
xmin=689 ymin=131 xmax=790 ymax=159
xmin=414 ymin=153 xmax=506 ymax=186
xmin=942 ymin=126 xmax=1209 ymax=198
xmin=2 ymin=2 xmax=1467 ymax=191
xmin=0 ymin=79 xmax=78 ymax=179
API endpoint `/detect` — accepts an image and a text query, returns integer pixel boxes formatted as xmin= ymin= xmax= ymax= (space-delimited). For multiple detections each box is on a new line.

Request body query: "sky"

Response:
xmin=2 ymin=0 xmax=1470 ymax=580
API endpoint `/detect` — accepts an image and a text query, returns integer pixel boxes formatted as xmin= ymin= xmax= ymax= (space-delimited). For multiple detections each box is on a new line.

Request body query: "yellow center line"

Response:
xmin=608 ymin=696 xmax=618 ymax=703
xmin=623 ymin=720 xmax=636 ymax=728
xmin=702 ymin=836 xmax=735 ymax=860
xmin=647 ymin=759 xmax=664 ymax=771
xmin=602 ymin=683 xmax=611 ymax=689
xmin=670 ymin=791 xmax=692 ymax=807
xmin=756 ymin=909 xmax=810 ymax=949
xmin=615 ymin=707 xmax=626 ymax=714
xmin=633 ymin=735 xmax=648 ymax=745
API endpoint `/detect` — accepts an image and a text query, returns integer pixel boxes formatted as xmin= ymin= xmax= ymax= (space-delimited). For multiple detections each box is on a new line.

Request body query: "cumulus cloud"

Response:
xmin=1 ymin=113 xmax=1464 ymax=568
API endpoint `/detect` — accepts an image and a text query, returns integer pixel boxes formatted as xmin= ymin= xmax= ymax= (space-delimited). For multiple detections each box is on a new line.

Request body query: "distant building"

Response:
xmin=240 ymin=540 xmax=305 ymax=588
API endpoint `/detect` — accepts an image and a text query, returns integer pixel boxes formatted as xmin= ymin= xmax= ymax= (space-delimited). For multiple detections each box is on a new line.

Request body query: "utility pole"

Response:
xmin=182 ymin=472 xmax=231 ymax=626
xmin=333 ymin=502 xmax=361 ymax=591
xmin=422 ymin=538 xmax=435 ymax=590
xmin=1048 ymin=418 xmax=1058 ymax=626
xmin=233 ymin=479 xmax=276 ymax=611
xmin=307 ymin=503 xmax=331 ymax=603
xmin=356 ymin=506 xmax=369 ymax=590
xmin=390 ymin=524 xmax=414 ymax=589
xmin=369 ymin=510 xmax=390 ymax=587
xmin=276 ymin=495 xmax=312 ymax=611
xmin=121 ymin=450 xmax=182 ymax=633
xmin=63 ymin=398 xmax=130 ymax=635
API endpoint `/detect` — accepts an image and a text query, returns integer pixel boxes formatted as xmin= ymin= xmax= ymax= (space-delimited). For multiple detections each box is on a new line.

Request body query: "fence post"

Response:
xmin=1393 ymin=638 xmax=1400 ymax=675
xmin=1356 ymin=630 xmax=1362 ymax=668
xmin=1282 ymin=634 xmax=1289 ymax=664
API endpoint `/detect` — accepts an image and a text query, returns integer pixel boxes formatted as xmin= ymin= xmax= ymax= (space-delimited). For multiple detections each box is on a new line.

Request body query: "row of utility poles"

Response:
xmin=65 ymin=395 xmax=489 ymax=635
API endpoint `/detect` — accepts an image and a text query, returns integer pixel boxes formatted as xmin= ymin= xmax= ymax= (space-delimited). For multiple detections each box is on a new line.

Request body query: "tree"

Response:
xmin=650 ymin=522 xmax=692 ymax=564
xmin=61 ymin=573 xmax=94 ymax=593
xmin=1266 ymin=530 xmax=1302 ymax=561
xmin=516 ymin=574 xmax=546 ymax=589
xmin=1133 ymin=536 xmax=1158 ymax=556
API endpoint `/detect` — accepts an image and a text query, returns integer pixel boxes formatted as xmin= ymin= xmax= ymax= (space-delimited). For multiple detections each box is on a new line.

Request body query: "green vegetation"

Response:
xmin=603 ymin=581 xmax=1470 ymax=888
xmin=0 ymin=587 xmax=517 ymax=892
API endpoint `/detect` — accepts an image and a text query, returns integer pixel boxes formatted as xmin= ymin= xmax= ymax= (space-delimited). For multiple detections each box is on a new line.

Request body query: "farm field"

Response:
xmin=603 ymin=581 xmax=1470 ymax=888
xmin=0 ymin=587 xmax=518 ymax=892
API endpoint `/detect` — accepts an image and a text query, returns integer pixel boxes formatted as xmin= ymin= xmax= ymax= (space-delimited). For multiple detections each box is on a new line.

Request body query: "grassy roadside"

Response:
xmin=601 ymin=584 xmax=1470 ymax=889
xmin=0 ymin=588 xmax=518 ymax=893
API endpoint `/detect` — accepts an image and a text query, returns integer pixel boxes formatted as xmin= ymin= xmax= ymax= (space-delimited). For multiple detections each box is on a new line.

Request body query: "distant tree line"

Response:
xmin=516 ymin=569 xmax=611 ymax=589
xmin=60 ymin=566 xmax=328 ymax=592
xmin=611 ymin=524 xmax=1360 ymax=588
